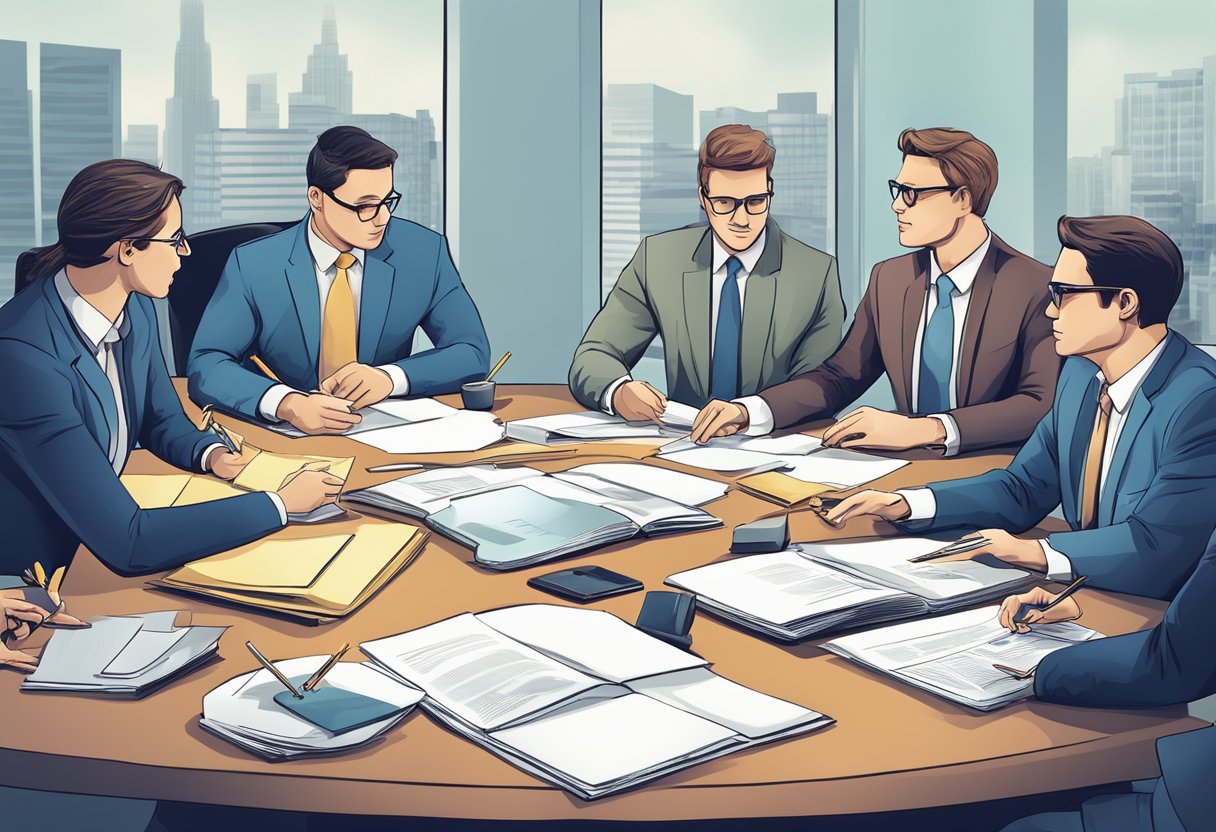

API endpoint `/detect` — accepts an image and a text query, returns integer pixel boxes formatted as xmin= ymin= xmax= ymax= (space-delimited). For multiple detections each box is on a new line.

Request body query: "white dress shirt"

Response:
xmin=740 ymin=232 xmax=991 ymax=449
xmin=602 ymin=229 xmax=767 ymax=432
xmin=258 ymin=217 xmax=410 ymax=421
xmin=899 ymin=334 xmax=1171 ymax=580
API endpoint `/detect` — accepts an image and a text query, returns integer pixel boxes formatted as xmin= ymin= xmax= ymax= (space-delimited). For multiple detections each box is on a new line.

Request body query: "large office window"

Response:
xmin=0 ymin=0 xmax=442 ymax=302
xmin=1068 ymin=0 xmax=1216 ymax=343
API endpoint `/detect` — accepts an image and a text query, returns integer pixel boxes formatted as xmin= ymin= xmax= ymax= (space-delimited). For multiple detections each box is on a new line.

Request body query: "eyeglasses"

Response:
xmin=322 ymin=189 xmax=401 ymax=222
xmin=702 ymin=188 xmax=773 ymax=216
xmin=1047 ymin=281 xmax=1125 ymax=308
xmin=130 ymin=228 xmax=189 ymax=252
xmin=888 ymin=180 xmax=960 ymax=207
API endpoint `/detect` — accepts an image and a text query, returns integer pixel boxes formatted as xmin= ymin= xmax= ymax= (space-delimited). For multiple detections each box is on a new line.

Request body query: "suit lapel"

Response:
xmin=956 ymin=240 xmax=1000 ymax=404
xmin=283 ymin=218 xmax=321 ymax=381
xmin=897 ymin=249 xmax=931 ymax=411
xmin=682 ymin=229 xmax=714 ymax=399
xmin=42 ymin=279 xmax=117 ymax=454
xmin=358 ymin=238 xmax=395 ymax=364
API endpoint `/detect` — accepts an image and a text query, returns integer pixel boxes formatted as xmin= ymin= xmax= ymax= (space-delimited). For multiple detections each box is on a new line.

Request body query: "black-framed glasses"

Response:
xmin=1047 ymin=281 xmax=1125 ymax=308
xmin=702 ymin=188 xmax=773 ymax=216
xmin=888 ymin=179 xmax=960 ymax=207
xmin=322 ymin=188 xmax=401 ymax=222
xmin=129 ymin=228 xmax=189 ymax=252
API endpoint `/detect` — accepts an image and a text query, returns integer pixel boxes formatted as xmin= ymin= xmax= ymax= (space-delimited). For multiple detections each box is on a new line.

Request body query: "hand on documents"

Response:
xmin=277 ymin=391 xmax=363 ymax=435
xmin=999 ymin=586 xmax=1082 ymax=634
xmin=276 ymin=465 xmax=345 ymax=515
xmin=824 ymin=489 xmax=912 ymax=525
xmin=821 ymin=406 xmax=945 ymax=451
xmin=612 ymin=380 xmax=667 ymax=423
xmin=689 ymin=399 xmax=750 ymax=444
xmin=319 ymin=362 xmax=395 ymax=410
xmin=0 ymin=587 xmax=86 ymax=672
xmin=208 ymin=450 xmax=247 ymax=481
xmin=927 ymin=529 xmax=1048 ymax=572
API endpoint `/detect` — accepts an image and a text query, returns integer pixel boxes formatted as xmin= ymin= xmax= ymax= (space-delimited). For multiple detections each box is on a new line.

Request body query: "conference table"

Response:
xmin=0 ymin=383 xmax=1202 ymax=824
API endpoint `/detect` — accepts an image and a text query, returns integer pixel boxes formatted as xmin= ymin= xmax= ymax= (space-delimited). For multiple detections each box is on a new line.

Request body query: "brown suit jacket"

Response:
xmin=757 ymin=232 xmax=1059 ymax=453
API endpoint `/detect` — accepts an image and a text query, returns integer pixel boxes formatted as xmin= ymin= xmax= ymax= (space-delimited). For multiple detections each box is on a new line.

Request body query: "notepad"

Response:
xmin=274 ymin=673 xmax=411 ymax=733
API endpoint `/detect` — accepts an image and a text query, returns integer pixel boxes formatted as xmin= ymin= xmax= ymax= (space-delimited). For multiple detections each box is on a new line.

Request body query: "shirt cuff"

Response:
xmin=1041 ymin=540 xmax=1074 ymax=582
xmin=734 ymin=395 xmax=775 ymax=436
xmin=259 ymin=384 xmax=300 ymax=422
xmin=378 ymin=364 xmax=410 ymax=397
xmin=897 ymin=487 xmax=937 ymax=521
xmin=928 ymin=413 xmax=961 ymax=457
xmin=265 ymin=492 xmax=288 ymax=527
xmin=601 ymin=376 xmax=632 ymax=416
xmin=199 ymin=443 xmax=228 ymax=473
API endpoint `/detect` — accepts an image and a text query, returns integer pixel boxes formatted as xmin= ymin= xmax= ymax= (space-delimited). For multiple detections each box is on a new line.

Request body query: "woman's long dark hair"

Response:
xmin=15 ymin=159 xmax=185 ymax=287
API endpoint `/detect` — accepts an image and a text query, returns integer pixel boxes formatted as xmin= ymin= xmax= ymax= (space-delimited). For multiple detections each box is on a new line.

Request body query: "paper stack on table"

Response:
xmin=657 ymin=433 xmax=823 ymax=475
xmin=22 ymin=611 xmax=224 ymax=698
xmin=504 ymin=402 xmax=700 ymax=445
xmin=200 ymin=656 xmax=424 ymax=760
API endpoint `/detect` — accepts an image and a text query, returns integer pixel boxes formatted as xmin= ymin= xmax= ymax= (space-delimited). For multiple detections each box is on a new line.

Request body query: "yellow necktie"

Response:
xmin=1078 ymin=383 xmax=1113 ymax=530
xmin=319 ymin=251 xmax=358 ymax=382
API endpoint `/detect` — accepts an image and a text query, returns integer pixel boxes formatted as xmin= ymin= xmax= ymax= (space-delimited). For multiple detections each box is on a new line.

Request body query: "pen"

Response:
xmin=245 ymin=640 xmax=304 ymax=699
xmin=908 ymin=535 xmax=991 ymax=563
xmin=302 ymin=642 xmax=350 ymax=692
xmin=365 ymin=462 xmax=441 ymax=473
xmin=1013 ymin=575 xmax=1090 ymax=625
xmin=485 ymin=351 xmax=512 ymax=383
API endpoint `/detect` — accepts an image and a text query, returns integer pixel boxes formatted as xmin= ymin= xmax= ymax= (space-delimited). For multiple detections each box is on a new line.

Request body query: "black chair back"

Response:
xmin=167 ymin=221 xmax=298 ymax=373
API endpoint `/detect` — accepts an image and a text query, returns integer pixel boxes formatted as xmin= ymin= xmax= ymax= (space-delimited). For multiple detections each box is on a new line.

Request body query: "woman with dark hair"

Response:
xmin=0 ymin=159 xmax=342 ymax=582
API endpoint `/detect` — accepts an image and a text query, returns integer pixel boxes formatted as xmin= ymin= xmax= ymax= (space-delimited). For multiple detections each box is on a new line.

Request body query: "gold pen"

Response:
xmin=245 ymin=640 xmax=304 ymax=699
xmin=302 ymin=642 xmax=350 ymax=692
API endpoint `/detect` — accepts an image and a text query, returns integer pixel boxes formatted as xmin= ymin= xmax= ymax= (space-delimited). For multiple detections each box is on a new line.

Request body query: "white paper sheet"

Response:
xmin=658 ymin=446 xmax=791 ymax=474
xmin=565 ymin=463 xmax=728 ymax=506
xmin=780 ymin=447 xmax=908 ymax=488
xmin=348 ymin=410 xmax=506 ymax=454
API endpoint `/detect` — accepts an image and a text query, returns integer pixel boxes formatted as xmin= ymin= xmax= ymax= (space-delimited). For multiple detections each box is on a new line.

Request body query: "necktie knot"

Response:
xmin=1098 ymin=382 xmax=1113 ymax=417
xmin=335 ymin=252 xmax=357 ymax=271
xmin=725 ymin=256 xmax=743 ymax=282
xmin=935 ymin=274 xmax=957 ymax=309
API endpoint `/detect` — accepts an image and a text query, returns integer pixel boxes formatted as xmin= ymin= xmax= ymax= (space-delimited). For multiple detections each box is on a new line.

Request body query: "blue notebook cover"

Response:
xmin=273 ymin=674 xmax=408 ymax=734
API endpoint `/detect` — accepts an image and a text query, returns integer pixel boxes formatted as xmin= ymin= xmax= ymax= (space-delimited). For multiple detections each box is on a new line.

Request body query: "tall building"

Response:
xmin=288 ymin=6 xmax=352 ymax=133
xmin=40 ymin=42 xmax=120 ymax=246
xmin=431 ymin=139 xmax=444 ymax=233
xmin=246 ymin=74 xmax=279 ymax=130
xmin=197 ymin=128 xmax=314 ymax=226
xmin=602 ymin=84 xmax=699 ymax=300
xmin=1067 ymin=155 xmax=1105 ymax=216
xmin=0 ymin=40 xmax=35 ymax=300
xmin=349 ymin=110 xmax=436 ymax=230
xmin=164 ymin=0 xmax=220 ymax=229
xmin=123 ymin=124 xmax=159 ymax=166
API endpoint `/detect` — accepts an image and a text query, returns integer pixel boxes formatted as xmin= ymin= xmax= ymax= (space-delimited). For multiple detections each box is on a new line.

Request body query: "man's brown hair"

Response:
xmin=898 ymin=127 xmax=999 ymax=217
xmin=698 ymin=125 xmax=775 ymax=193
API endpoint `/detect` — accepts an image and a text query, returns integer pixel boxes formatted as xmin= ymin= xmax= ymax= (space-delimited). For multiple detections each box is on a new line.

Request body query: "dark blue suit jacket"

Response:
xmin=187 ymin=215 xmax=490 ymax=419
xmin=0 ymin=275 xmax=282 ymax=577
xmin=901 ymin=333 xmax=1216 ymax=599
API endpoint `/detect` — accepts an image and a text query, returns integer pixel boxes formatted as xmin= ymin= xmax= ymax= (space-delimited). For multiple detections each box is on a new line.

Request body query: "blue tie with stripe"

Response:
xmin=710 ymin=256 xmax=743 ymax=401
xmin=917 ymin=274 xmax=957 ymax=414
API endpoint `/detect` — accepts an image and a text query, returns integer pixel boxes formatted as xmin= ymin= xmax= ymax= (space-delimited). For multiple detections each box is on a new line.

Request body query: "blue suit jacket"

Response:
xmin=187 ymin=216 xmax=490 ymax=419
xmin=903 ymin=333 xmax=1216 ymax=599
xmin=0 ymin=276 xmax=282 ymax=577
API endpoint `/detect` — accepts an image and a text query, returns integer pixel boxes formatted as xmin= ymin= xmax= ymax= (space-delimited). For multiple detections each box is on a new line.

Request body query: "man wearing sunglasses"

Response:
xmin=823 ymin=215 xmax=1216 ymax=601
xmin=189 ymin=126 xmax=489 ymax=434
xmin=690 ymin=127 xmax=1058 ymax=456
xmin=569 ymin=124 xmax=845 ymax=419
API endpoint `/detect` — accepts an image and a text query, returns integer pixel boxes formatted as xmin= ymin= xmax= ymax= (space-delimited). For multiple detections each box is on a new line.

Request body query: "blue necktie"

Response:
xmin=917 ymin=274 xmax=957 ymax=414
xmin=710 ymin=256 xmax=743 ymax=401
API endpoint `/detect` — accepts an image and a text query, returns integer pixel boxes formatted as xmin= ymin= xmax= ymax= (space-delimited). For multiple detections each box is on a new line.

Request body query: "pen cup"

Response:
xmin=461 ymin=380 xmax=496 ymax=411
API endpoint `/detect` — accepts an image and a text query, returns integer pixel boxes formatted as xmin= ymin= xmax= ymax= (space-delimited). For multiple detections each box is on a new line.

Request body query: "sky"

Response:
xmin=0 ymin=0 xmax=444 ymax=135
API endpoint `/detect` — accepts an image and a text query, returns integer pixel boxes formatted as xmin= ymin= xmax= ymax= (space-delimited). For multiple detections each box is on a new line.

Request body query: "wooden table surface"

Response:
xmin=0 ymin=382 xmax=1200 ymax=821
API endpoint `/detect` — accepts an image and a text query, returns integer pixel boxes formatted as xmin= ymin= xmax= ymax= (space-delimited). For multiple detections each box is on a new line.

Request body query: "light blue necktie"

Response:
xmin=917 ymin=274 xmax=957 ymax=415
xmin=710 ymin=256 xmax=743 ymax=401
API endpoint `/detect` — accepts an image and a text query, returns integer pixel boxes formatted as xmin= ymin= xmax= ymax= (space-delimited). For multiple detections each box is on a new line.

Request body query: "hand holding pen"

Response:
xmin=997 ymin=577 xmax=1089 ymax=635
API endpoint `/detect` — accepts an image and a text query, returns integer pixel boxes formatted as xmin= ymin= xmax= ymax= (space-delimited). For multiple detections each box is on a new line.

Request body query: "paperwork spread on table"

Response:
xmin=504 ymin=402 xmax=700 ymax=445
xmin=266 ymin=397 xmax=458 ymax=438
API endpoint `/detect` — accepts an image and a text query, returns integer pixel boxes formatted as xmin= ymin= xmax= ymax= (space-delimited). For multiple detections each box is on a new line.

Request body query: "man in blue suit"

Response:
xmin=188 ymin=125 xmax=490 ymax=434
xmin=825 ymin=215 xmax=1216 ymax=600
xmin=994 ymin=531 xmax=1216 ymax=831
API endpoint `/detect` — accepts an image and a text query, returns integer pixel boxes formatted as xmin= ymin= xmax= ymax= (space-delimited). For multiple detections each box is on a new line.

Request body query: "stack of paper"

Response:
xmin=822 ymin=606 xmax=1102 ymax=711
xmin=361 ymin=604 xmax=832 ymax=799
xmin=22 ymin=612 xmax=223 ymax=697
xmin=666 ymin=537 xmax=1034 ymax=641
xmin=200 ymin=656 xmax=424 ymax=759
xmin=736 ymin=446 xmax=909 ymax=505
xmin=150 ymin=524 xmax=429 ymax=624
xmin=657 ymin=434 xmax=822 ymax=475
xmin=505 ymin=402 xmax=699 ymax=445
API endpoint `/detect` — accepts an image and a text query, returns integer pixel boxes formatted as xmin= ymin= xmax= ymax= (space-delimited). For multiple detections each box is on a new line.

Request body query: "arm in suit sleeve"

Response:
xmin=757 ymin=262 xmax=888 ymax=430
xmin=947 ymin=285 xmax=1059 ymax=453
xmin=1035 ymin=539 xmax=1216 ymax=709
xmin=568 ymin=239 xmax=659 ymax=410
xmin=388 ymin=237 xmax=490 ymax=396
xmin=0 ymin=342 xmax=281 ymax=577
xmin=187 ymin=248 xmax=279 ymax=420
xmin=1044 ymin=387 xmax=1216 ymax=599
xmin=787 ymin=257 xmax=846 ymax=377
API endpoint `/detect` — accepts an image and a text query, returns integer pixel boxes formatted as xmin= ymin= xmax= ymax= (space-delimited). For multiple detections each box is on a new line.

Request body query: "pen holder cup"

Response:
xmin=461 ymin=381 xmax=496 ymax=411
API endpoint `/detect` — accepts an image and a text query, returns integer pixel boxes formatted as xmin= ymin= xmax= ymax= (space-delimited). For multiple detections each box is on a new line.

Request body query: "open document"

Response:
xmin=822 ymin=606 xmax=1102 ymax=711
xmin=666 ymin=538 xmax=1035 ymax=641
xmin=504 ymin=402 xmax=700 ymax=445
xmin=360 ymin=604 xmax=832 ymax=799
xmin=657 ymin=433 xmax=823 ymax=475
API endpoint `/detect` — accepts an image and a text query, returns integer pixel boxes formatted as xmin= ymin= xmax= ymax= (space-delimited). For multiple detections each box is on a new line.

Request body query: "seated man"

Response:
xmin=189 ymin=126 xmax=490 ymax=434
xmin=823 ymin=216 xmax=1216 ymax=600
xmin=569 ymin=124 xmax=845 ymax=420
xmin=690 ymin=127 xmax=1058 ymax=455
xmin=995 ymin=529 xmax=1216 ymax=832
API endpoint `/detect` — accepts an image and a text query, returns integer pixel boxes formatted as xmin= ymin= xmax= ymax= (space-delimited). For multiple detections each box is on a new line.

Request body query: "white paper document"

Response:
xmin=780 ymin=446 xmax=909 ymax=488
xmin=658 ymin=446 xmax=791 ymax=474
xmin=345 ymin=465 xmax=544 ymax=517
xmin=347 ymin=410 xmax=506 ymax=454
xmin=266 ymin=397 xmax=458 ymax=438
xmin=566 ymin=462 xmax=728 ymax=506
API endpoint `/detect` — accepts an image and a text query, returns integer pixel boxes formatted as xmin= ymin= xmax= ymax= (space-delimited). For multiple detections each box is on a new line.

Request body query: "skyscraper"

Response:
xmin=123 ymin=124 xmax=159 ymax=166
xmin=164 ymin=0 xmax=220 ymax=229
xmin=0 ymin=40 xmax=35 ymax=300
xmin=247 ymin=74 xmax=279 ymax=130
xmin=288 ymin=6 xmax=352 ymax=133
xmin=1067 ymin=155 xmax=1105 ymax=216
xmin=349 ymin=110 xmax=435 ymax=230
xmin=40 ymin=42 xmax=120 ymax=246
xmin=199 ymin=128 xmax=314 ymax=226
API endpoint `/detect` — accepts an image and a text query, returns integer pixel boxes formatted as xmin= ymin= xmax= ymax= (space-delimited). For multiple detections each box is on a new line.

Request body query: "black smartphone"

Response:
xmin=527 ymin=566 xmax=643 ymax=603
xmin=635 ymin=590 xmax=696 ymax=649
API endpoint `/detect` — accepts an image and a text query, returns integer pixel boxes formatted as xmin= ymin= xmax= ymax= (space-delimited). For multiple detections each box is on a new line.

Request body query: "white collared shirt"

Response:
xmin=602 ymin=229 xmax=767 ymax=420
xmin=257 ymin=216 xmax=409 ymax=421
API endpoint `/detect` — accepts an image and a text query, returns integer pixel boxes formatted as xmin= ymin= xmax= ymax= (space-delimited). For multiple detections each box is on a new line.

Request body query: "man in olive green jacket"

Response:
xmin=569 ymin=125 xmax=845 ymax=418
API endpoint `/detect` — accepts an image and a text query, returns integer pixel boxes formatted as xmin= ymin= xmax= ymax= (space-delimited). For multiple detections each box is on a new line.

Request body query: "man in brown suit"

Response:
xmin=689 ymin=127 xmax=1058 ymax=455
